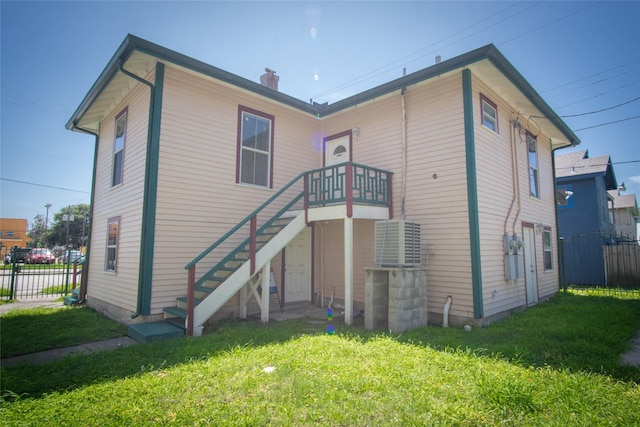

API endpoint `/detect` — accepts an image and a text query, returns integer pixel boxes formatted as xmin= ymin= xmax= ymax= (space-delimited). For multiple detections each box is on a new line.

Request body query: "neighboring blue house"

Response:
xmin=554 ymin=150 xmax=618 ymax=285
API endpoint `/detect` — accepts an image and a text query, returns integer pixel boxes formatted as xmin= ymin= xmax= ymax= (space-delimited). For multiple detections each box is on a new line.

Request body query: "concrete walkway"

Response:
xmin=1 ymin=336 xmax=137 ymax=368
xmin=1 ymin=298 xmax=639 ymax=368
xmin=0 ymin=298 xmax=137 ymax=368
xmin=620 ymin=329 xmax=640 ymax=367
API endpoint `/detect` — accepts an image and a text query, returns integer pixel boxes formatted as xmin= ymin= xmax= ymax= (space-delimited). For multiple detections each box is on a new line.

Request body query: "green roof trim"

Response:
xmin=136 ymin=62 xmax=164 ymax=315
xmin=67 ymin=35 xmax=579 ymax=147
xmin=462 ymin=69 xmax=484 ymax=319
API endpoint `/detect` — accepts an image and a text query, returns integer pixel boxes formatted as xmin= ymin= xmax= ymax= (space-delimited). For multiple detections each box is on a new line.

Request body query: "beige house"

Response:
xmin=67 ymin=35 xmax=579 ymax=339
xmin=608 ymin=190 xmax=639 ymax=239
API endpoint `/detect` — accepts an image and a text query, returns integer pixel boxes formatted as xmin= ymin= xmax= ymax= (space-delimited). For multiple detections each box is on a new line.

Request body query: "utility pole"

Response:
xmin=44 ymin=203 xmax=52 ymax=229
xmin=63 ymin=206 xmax=74 ymax=250
xmin=63 ymin=206 xmax=74 ymax=294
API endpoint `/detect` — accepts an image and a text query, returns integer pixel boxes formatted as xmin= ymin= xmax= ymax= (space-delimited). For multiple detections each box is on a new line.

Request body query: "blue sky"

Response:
xmin=1 ymin=1 xmax=639 ymax=226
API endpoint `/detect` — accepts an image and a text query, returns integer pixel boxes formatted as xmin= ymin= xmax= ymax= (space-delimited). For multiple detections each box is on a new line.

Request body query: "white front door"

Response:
xmin=324 ymin=135 xmax=351 ymax=201
xmin=284 ymin=227 xmax=311 ymax=303
xmin=523 ymin=226 xmax=539 ymax=305
xmin=325 ymin=135 xmax=350 ymax=166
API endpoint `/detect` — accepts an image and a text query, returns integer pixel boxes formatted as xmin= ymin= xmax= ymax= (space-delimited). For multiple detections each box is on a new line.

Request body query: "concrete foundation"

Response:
xmin=364 ymin=267 xmax=427 ymax=333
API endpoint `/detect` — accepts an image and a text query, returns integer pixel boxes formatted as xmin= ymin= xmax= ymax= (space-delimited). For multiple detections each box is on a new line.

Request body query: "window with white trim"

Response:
xmin=527 ymin=133 xmax=540 ymax=198
xmin=105 ymin=217 xmax=119 ymax=272
xmin=543 ymin=228 xmax=553 ymax=271
xmin=480 ymin=94 xmax=498 ymax=133
xmin=112 ymin=110 xmax=127 ymax=187
xmin=237 ymin=106 xmax=273 ymax=188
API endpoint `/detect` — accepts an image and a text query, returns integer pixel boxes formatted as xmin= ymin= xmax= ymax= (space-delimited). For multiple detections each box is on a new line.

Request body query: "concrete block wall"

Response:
xmin=364 ymin=267 xmax=427 ymax=333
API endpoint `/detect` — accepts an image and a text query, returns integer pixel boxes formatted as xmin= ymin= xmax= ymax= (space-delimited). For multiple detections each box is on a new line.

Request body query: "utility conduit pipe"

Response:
xmin=442 ymin=295 xmax=452 ymax=328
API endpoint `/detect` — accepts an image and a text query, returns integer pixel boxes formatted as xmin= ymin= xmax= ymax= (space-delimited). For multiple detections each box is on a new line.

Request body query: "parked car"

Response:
xmin=63 ymin=250 xmax=84 ymax=264
xmin=3 ymin=247 xmax=30 ymax=264
xmin=26 ymin=248 xmax=56 ymax=264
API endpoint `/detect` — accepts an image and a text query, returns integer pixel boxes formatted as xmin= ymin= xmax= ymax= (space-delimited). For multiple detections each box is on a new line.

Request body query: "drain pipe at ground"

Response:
xmin=443 ymin=295 xmax=453 ymax=328
xmin=117 ymin=57 xmax=156 ymax=319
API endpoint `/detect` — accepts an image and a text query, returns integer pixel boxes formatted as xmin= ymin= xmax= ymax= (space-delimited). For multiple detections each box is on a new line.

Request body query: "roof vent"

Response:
xmin=260 ymin=68 xmax=279 ymax=91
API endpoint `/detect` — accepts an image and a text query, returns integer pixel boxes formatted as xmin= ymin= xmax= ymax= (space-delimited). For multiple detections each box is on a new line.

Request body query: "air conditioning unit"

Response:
xmin=375 ymin=220 xmax=421 ymax=267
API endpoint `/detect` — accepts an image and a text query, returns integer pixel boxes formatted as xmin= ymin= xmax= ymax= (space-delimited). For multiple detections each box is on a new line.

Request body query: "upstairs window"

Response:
xmin=527 ymin=133 xmax=540 ymax=198
xmin=112 ymin=110 xmax=127 ymax=187
xmin=237 ymin=106 xmax=274 ymax=188
xmin=105 ymin=217 xmax=119 ymax=272
xmin=480 ymin=94 xmax=498 ymax=133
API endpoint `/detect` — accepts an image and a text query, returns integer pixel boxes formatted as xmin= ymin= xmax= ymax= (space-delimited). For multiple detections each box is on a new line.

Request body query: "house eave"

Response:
xmin=67 ymin=35 xmax=580 ymax=150
xmin=66 ymin=34 xmax=318 ymax=133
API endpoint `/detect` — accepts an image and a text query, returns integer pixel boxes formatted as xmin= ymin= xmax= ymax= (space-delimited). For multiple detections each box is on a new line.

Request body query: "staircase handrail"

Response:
xmin=184 ymin=171 xmax=307 ymax=270
xmin=185 ymin=161 xmax=394 ymax=270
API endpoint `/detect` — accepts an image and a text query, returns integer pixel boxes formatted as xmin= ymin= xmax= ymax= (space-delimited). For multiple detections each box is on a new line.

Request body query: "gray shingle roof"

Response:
xmin=608 ymin=191 xmax=638 ymax=209
xmin=555 ymin=150 xmax=611 ymax=178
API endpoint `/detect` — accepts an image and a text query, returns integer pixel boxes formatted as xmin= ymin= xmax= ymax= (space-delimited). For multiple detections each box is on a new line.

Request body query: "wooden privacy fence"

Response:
xmin=603 ymin=243 xmax=640 ymax=288
xmin=560 ymin=232 xmax=639 ymax=292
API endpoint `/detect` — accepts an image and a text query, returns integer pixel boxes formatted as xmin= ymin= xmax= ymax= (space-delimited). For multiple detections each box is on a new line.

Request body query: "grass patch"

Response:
xmin=0 ymin=306 xmax=128 ymax=357
xmin=0 ymin=291 xmax=639 ymax=425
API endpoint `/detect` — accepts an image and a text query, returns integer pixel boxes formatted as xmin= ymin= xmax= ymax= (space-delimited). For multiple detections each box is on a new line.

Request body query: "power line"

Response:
xmin=0 ymin=178 xmax=89 ymax=194
xmin=310 ymin=1 xmax=539 ymax=100
xmin=530 ymin=97 xmax=640 ymax=119
xmin=543 ymin=66 xmax=640 ymax=99
xmin=310 ymin=1 xmax=602 ymax=102
xmin=497 ymin=1 xmax=601 ymax=47
xmin=573 ymin=115 xmax=640 ymax=131
xmin=554 ymin=81 xmax=640 ymax=110
xmin=541 ymin=59 xmax=640 ymax=95
xmin=556 ymin=160 xmax=640 ymax=170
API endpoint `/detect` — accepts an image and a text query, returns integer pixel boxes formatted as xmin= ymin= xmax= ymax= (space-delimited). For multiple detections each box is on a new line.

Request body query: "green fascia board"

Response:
xmin=67 ymin=35 xmax=579 ymax=149
xmin=136 ymin=62 xmax=164 ymax=315
xmin=462 ymin=69 xmax=484 ymax=319
xmin=66 ymin=34 xmax=317 ymax=130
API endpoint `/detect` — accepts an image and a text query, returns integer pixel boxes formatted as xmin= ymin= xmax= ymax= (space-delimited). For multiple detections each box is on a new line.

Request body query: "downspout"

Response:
xmin=504 ymin=117 xmax=519 ymax=233
xmin=511 ymin=120 xmax=522 ymax=233
xmin=400 ymin=70 xmax=408 ymax=219
xmin=462 ymin=68 xmax=484 ymax=319
xmin=552 ymin=142 xmax=567 ymax=291
xmin=442 ymin=295 xmax=452 ymax=327
xmin=70 ymin=124 xmax=99 ymax=303
xmin=117 ymin=59 xmax=164 ymax=318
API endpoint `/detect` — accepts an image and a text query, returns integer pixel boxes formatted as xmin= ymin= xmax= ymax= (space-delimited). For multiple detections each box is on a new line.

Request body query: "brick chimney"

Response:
xmin=260 ymin=68 xmax=279 ymax=91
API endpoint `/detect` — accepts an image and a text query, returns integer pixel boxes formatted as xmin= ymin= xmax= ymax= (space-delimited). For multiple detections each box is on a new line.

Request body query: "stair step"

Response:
xmin=163 ymin=306 xmax=187 ymax=319
xmin=128 ymin=321 xmax=184 ymax=343
xmin=165 ymin=316 xmax=186 ymax=330
xmin=176 ymin=296 xmax=203 ymax=310
xmin=177 ymin=296 xmax=203 ymax=306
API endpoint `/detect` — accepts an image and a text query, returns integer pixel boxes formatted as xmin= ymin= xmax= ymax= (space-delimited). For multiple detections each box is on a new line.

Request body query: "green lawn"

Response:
xmin=1 ymin=306 xmax=128 ymax=357
xmin=1 ymin=290 xmax=639 ymax=426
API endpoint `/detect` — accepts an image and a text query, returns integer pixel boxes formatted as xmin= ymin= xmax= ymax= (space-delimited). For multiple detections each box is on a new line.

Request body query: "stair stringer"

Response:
xmin=192 ymin=212 xmax=306 ymax=335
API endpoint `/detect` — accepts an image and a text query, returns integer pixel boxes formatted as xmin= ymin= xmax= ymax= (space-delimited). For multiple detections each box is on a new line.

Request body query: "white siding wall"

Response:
xmin=87 ymin=62 xmax=561 ymax=325
xmin=321 ymin=73 xmax=475 ymax=321
xmin=473 ymin=76 xmax=560 ymax=319
xmin=87 ymin=73 xmax=153 ymax=314
xmin=150 ymin=66 xmax=319 ymax=313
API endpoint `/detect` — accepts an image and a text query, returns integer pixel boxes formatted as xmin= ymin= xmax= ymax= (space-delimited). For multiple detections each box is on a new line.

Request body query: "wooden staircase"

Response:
xmin=167 ymin=213 xmax=304 ymax=333
xmin=127 ymin=162 xmax=394 ymax=342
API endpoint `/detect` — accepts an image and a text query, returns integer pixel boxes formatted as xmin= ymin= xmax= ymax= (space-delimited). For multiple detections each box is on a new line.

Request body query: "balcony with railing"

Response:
xmin=178 ymin=162 xmax=393 ymax=336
